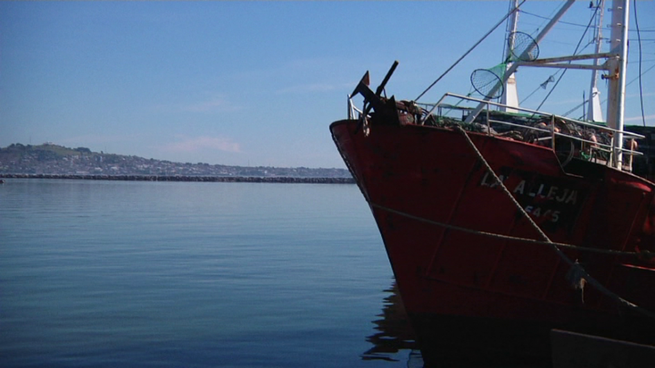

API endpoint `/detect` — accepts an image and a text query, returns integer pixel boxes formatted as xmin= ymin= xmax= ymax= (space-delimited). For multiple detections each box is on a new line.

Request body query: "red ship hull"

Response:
xmin=331 ymin=119 xmax=655 ymax=365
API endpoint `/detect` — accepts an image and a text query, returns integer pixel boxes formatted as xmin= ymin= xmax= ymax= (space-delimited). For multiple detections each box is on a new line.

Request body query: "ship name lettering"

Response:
xmin=524 ymin=206 xmax=561 ymax=223
xmin=480 ymin=173 xmax=578 ymax=206
xmin=479 ymin=172 xmax=506 ymax=188
xmin=512 ymin=180 xmax=578 ymax=205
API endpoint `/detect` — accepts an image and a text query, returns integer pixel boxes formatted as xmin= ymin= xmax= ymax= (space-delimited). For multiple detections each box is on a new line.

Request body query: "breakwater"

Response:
xmin=0 ymin=173 xmax=355 ymax=184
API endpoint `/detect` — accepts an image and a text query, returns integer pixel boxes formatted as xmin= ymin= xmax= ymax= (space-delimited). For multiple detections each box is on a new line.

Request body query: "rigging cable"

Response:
xmin=562 ymin=1 xmax=653 ymax=122
xmin=534 ymin=4 xmax=598 ymax=113
xmin=566 ymin=63 xmax=655 ymax=119
xmin=520 ymin=72 xmax=559 ymax=105
xmin=500 ymin=0 xmax=512 ymax=62
xmin=521 ymin=9 xmax=599 ymax=30
xmin=633 ymin=0 xmax=651 ymax=176
xmin=415 ymin=0 xmax=526 ymax=101
xmin=633 ymin=0 xmax=647 ymax=127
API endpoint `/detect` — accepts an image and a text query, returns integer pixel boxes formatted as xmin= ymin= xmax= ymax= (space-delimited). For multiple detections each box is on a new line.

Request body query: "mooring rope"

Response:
xmin=369 ymin=125 xmax=654 ymax=320
xmin=454 ymin=126 xmax=654 ymax=319
xmin=369 ymin=202 xmax=648 ymax=258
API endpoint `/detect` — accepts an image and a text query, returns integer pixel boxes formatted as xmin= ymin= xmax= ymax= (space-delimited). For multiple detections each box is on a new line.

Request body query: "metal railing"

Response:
xmin=347 ymin=93 xmax=644 ymax=171
xmin=421 ymin=93 xmax=644 ymax=170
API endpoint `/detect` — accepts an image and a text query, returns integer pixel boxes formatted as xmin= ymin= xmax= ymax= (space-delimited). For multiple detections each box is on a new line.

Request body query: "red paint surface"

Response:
xmin=331 ymin=119 xmax=655 ymax=346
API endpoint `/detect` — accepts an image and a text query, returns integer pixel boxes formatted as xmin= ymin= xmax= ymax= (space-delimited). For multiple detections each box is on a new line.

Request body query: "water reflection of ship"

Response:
xmin=362 ymin=281 xmax=422 ymax=365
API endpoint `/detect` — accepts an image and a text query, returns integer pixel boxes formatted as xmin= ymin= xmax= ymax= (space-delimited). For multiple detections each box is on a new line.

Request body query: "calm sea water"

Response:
xmin=0 ymin=179 xmax=421 ymax=368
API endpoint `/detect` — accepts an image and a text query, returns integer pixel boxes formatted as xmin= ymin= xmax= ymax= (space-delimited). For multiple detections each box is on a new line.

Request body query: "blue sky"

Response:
xmin=1 ymin=1 xmax=653 ymax=168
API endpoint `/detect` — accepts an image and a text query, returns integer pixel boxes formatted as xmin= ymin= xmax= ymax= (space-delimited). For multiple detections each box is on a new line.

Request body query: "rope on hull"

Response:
xmin=368 ymin=126 xmax=654 ymax=320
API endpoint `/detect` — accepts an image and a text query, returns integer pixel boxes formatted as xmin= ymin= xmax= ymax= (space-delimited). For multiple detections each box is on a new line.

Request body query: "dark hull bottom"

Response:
xmin=409 ymin=311 xmax=655 ymax=368
xmin=409 ymin=313 xmax=552 ymax=368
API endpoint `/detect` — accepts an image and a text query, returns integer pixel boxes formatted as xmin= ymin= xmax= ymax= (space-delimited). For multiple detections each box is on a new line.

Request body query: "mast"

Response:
xmin=465 ymin=0 xmax=577 ymax=123
xmin=464 ymin=0 xmax=631 ymax=171
xmin=588 ymin=0 xmax=605 ymax=122
xmin=501 ymin=0 xmax=520 ymax=113
xmin=606 ymin=0 xmax=630 ymax=169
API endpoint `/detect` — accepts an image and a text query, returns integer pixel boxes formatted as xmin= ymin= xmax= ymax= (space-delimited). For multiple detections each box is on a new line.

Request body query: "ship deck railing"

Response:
xmin=421 ymin=93 xmax=644 ymax=171
xmin=346 ymin=92 xmax=643 ymax=171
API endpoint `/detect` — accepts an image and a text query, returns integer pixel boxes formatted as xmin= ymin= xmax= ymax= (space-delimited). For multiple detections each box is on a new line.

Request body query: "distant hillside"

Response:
xmin=0 ymin=143 xmax=352 ymax=178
